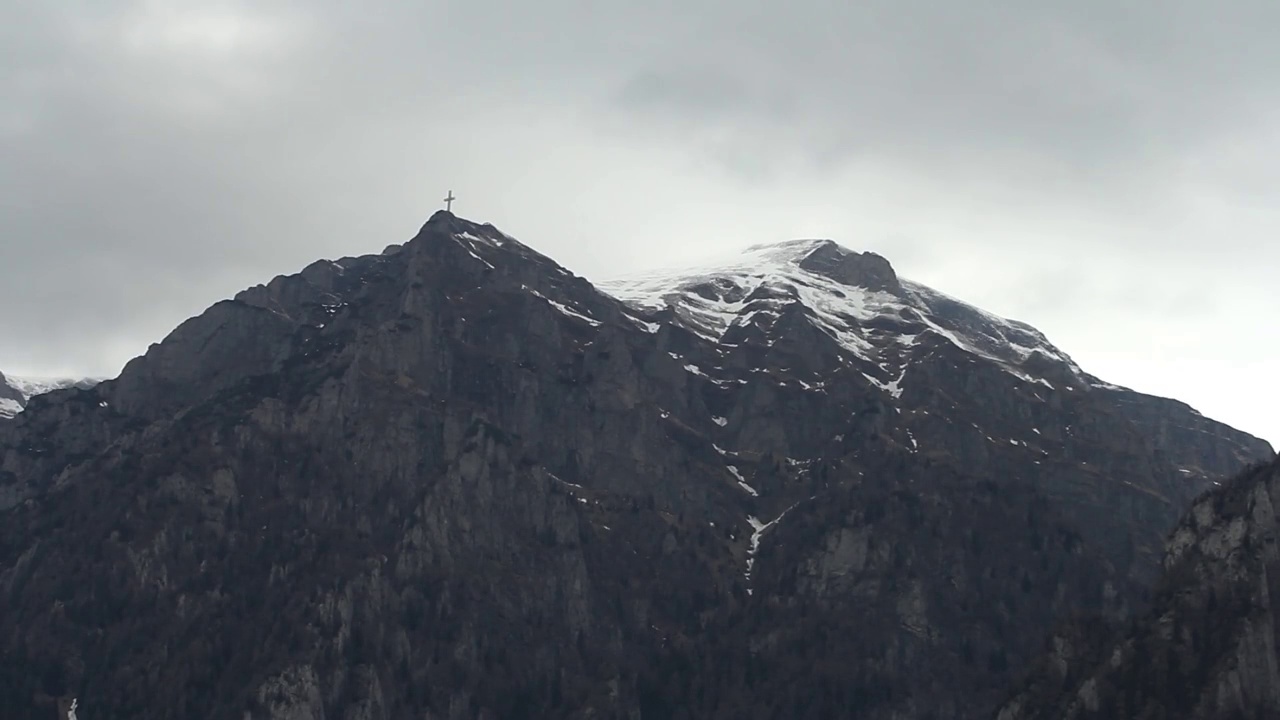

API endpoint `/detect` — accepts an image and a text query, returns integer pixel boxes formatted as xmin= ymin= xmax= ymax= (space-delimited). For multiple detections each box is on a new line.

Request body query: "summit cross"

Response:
xmin=443 ymin=190 xmax=455 ymax=212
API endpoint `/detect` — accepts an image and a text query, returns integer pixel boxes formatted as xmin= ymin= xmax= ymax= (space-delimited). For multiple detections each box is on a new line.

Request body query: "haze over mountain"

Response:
xmin=0 ymin=212 xmax=1268 ymax=719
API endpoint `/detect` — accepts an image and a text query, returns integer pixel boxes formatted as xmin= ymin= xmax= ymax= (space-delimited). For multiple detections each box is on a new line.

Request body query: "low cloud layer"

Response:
xmin=3 ymin=0 xmax=1278 ymax=442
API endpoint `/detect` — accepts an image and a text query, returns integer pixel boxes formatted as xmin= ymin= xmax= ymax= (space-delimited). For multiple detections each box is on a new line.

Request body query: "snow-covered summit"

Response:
xmin=599 ymin=238 xmax=1086 ymax=390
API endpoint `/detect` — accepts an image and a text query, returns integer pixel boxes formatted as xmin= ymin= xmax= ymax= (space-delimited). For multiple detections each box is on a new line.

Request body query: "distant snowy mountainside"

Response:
xmin=600 ymin=238 xmax=1108 ymax=394
xmin=0 ymin=371 xmax=102 ymax=419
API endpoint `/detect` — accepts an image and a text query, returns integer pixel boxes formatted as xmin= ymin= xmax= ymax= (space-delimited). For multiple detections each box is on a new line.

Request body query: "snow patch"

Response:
xmin=456 ymin=230 xmax=504 ymax=248
xmin=864 ymin=365 xmax=907 ymax=399
xmin=626 ymin=314 xmax=661 ymax=333
xmin=744 ymin=502 xmax=804 ymax=592
xmin=550 ymin=474 xmax=583 ymax=490
xmin=524 ymin=286 xmax=601 ymax=327
xmin=728 ymin=465 xmax=758 ymax=496
xmin=454 ymin=235 xmax=496 ymax=269
xmin=0 ymin=398 xmax=21 ymax=418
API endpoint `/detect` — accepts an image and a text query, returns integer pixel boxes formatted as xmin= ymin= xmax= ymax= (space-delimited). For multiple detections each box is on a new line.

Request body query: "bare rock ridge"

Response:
xmin=0 ymin=211 xmax=1271 ymax=720
xmin=997 ymin=454 xmax=1280 ymax=720
xmin=794 ymin=241 xmax=902 ymax=293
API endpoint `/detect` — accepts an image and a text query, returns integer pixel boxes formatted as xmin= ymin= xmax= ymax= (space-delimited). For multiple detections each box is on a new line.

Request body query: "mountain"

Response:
xmin=0 ymin=372 xmax=102 ymax=419
xmin=0 ymin=211 xmax=1270 ymax=720
xmin=601 ymin=238 xmax=1270 ymax=585
xmin=996 ymin=454 xmax=1280 ymax=720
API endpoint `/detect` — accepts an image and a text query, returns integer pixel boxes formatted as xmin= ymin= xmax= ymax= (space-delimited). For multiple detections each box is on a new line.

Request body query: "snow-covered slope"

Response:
xmin=0 ymin=372 xmax=102 ymax=419
xmin=600 ymin=238 xmax=1096 ymax=394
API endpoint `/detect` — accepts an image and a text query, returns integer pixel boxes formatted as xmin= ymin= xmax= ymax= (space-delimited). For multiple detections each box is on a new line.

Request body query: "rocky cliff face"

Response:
xmin=0 ymin=212 xmax=1270 ymax=720
xmin=996 ymin=455 xmax=1280 ymax=720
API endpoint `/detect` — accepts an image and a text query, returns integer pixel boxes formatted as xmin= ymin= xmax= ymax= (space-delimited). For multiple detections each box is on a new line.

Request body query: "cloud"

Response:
xmin=1 ymin=0 xmax=1278 ymax=442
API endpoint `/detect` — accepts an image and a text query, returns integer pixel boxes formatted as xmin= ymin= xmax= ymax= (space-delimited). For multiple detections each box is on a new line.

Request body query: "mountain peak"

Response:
xmin=606 ymin=237 xmax=902 ymax=301
xmin=419 ymin=208 xmax=466 ymax=236
xmin=793 ymin=241 xmax=900 ymax=293
xmin=600 ymin=236 xmax=1069 ymax=388
xmin=414 ymin=211 xmax=518 ymax=250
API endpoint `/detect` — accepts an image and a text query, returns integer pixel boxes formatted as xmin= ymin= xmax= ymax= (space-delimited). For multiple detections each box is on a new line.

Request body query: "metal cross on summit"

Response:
xmin=443 ymin=190 xmax=456 ymax=212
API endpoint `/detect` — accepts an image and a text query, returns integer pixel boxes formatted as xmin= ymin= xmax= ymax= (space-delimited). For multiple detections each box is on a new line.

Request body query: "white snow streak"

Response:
xmin=455 ymin=237 xmax=496 ymax=269
xmin=744 ymin=502 xmax=804 ymax=594
xmin=625 ymin=314 xmax=661 ymax=333
xmin=0 ymin=398 xmax=21 ymax=418
xmin=524 ymin=286 xmax=601 ymax=327
xmin=728 ymin=465 xmax=758 ymax=496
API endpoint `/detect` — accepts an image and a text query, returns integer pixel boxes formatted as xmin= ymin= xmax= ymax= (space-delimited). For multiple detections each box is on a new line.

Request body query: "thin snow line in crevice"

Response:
xmin=744 ymin=500 xmax=804 ymax=595
xmin=728 ymin=465 xmax=758 ymax=496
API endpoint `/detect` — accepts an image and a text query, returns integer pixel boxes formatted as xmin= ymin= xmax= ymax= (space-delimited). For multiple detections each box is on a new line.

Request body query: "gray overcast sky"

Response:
xmin=2 ymin=1 xmax=1278 ymax=444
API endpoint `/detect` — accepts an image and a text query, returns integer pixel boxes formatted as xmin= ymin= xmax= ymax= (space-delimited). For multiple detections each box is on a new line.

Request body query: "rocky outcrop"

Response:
xmin=0 ymin=212 xmax=1270 ymax=720
xmin=996 ymin=456 xmax=1280 ymax=720
xmin=796 ymin=242 xmax=902 ymax=293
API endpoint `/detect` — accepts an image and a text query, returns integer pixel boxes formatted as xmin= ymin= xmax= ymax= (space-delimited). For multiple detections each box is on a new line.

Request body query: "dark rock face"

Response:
xmin=796 ymin=242 xmax=901 ymax=293
xmin=997 ymin=456 xmax=1280 ymax=720
xmin=0 ymin=212 xmax=1271 ymax=720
